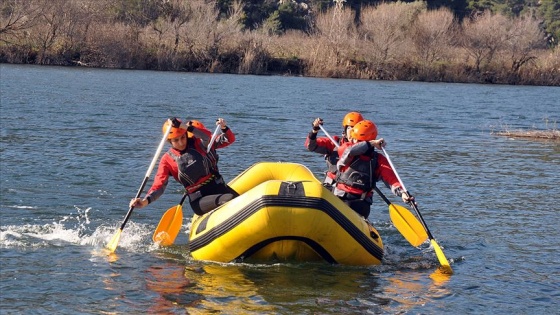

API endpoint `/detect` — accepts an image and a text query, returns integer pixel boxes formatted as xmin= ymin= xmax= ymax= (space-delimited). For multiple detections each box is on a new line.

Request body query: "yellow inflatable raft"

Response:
xmin=188 ymin=162 xmax=384 ymax=266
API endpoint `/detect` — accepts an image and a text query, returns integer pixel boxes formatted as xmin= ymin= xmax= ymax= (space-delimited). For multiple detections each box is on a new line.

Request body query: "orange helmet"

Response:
xmin=188 ymin=120 xmax=207 ymax=137
xmin=162 ymin=119 xmax=186 ymax=140
xmin=351 ymin=120 xmax=378 ymax=141
xmin=191 ymin=120 xmax=206 ymax=129
xmin=342 ymin=112 xmax=364 ymax=127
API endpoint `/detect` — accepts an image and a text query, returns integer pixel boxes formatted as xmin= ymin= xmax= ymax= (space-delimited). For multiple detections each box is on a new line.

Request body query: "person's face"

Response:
xmin=345 ymin=126 xmax=353 ymax=139
xmin=170 ymin=133 xmax=187 ymax=150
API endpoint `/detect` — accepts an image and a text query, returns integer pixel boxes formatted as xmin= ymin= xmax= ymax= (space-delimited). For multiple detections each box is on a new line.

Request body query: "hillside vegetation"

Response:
xmin=1 ymin=0 xmax=559 ymax=85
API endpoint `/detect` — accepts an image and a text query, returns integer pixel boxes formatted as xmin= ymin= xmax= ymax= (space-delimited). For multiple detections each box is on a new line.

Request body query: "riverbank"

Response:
xmin=1 ymin=1 xmax=559 ymax=86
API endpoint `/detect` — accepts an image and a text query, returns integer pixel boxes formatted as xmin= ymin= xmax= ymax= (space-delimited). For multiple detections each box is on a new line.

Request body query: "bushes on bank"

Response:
xmin=0 ymin=0 xmax=558 ymax=86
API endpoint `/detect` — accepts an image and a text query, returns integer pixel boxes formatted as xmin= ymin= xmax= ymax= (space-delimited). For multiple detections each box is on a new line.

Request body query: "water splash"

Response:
xmin=0 ymin=206 xmax=154 ymax=253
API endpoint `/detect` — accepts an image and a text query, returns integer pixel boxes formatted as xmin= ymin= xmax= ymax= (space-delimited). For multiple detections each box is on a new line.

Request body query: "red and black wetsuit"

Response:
xmin=334 ymin=141 xmax=402 ymax=218
xmin=146 ymin=126 xmax=238 ymax=215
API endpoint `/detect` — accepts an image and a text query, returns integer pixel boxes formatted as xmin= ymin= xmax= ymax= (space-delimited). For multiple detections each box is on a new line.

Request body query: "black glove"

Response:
xmin=312 ymin=118 xmax=323 ymax=131
xmin=169 ymin=117 xmax=181 ymax=128
xmin=185 ymin=120 xmax=194 ymax=132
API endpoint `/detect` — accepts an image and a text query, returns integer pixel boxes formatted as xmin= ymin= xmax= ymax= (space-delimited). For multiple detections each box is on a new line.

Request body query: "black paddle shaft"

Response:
xmin=119 ymin=176 xmax=150 ymax=230
xmin=179 ymin=192 xmax=188 ymax=205
xmin=407 ymin=197 xmax=436 ymax=240
xmin=375 ymin=186 xmax=434 ymax=237
xmin=374 ymin=187 xmax=391 ymax=205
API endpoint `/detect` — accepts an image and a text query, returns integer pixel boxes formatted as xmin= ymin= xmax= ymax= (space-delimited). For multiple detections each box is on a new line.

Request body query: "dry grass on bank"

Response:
xmin=1 ymin=0 xmax=559 ymax=85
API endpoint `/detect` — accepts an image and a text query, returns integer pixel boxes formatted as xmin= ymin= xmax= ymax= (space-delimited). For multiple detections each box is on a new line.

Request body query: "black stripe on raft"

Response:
xmin=188 ymin=195 xmax=384 ymax=262
xmin=238 ymin=236 xmax=337 ymax=264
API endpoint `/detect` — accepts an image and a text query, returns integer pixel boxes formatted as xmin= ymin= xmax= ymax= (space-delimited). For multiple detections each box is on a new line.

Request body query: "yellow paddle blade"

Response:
xmin=389 ymin=204 xmax=428 ymax=247
xmin=431 ymin=239 xmax=453 ymax=274
xmin=106 ymin=229 xmax=122 ymax=253
xmin=153 ymin=205 xmax=183 ymax=246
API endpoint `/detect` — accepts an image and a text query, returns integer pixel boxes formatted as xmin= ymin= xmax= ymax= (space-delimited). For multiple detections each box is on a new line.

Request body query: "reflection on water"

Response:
xmin=140 ymin=255 xmax=456 ymax=314
xmin=104 ymin=251 xmax=120 ymax=263
xmin=146 ymin=263 xmax=199 ymax=314
xmin=430 ymin=267 xmax=452 ymax=286
xmin=146 ymin=261 xmax=276 ymax=314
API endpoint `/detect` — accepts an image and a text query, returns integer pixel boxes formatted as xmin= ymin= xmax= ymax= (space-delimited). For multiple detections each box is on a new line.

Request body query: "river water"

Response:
xmin=1 ymin=64 xmax=559 ymax=314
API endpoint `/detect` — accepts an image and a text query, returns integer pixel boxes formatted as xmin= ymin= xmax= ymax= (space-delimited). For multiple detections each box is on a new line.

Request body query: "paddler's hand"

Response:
xmin=395 ymin=187 xmax=416 ymax=205
xmin=129 ymin=198 xmax=148 ymax=209
xmin=402 ymin=192 xmax=415 ymax=205
xmin=183 ymin=120 xmax=195 ymax=133
xmin=311 ymin=118 xmax=323 ymax=133
xmin=369 ymin=138 xmax=386 ymax=150
xmin=169 ymin=117 xmax=181 ymax=128
xmin=216 ymin=118 xmax=227 ymax=129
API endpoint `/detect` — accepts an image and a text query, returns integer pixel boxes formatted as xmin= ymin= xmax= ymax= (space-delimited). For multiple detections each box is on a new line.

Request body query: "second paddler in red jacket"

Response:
xmin=334 ymin=119 xmax=413 ymax=218
xmin=129 ymin=117 xmax=238 ymax=215
xmin=305 ymin=112 xmax=384 ymax=190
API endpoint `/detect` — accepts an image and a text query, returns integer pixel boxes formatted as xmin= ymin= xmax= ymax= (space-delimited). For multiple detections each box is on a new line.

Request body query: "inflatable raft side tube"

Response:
xmin=189 ymin=195 xmax=384 ymax=261
xmin=228 ymin=162 xmax=320 ymax=194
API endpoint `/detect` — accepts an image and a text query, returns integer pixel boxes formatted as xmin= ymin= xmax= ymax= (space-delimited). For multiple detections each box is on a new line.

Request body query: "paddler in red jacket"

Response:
xmin=305 ymin=112 xmax=384 ymax=190
xmin=334 ymin=119 xmax=413 ymax=218
xmin=129 ymin=117 xmax=238 ymax=215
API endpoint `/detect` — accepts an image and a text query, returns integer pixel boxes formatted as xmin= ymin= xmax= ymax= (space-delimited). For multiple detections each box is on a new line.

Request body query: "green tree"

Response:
xmin=308 ymin=0 xmax=334 ymax=12
xmin=241 ymin=0 xmax=278 ymax=29
xmin=539 ymin=0 xmax=560 ymax=45
xmin=492 ymin=0 xmax=525 ymax=16
xmin=262 ymin=10 xmax=282 ymax=35
xmin=467 ymin=0 xmax=498 ymax=14
xmin=277 ymin=1 xmax=309 ymax=32
xmin=419 ymin=0 xmax=468 ymax=19
xmin=216 ymin=0 xmax=233 ymax=18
